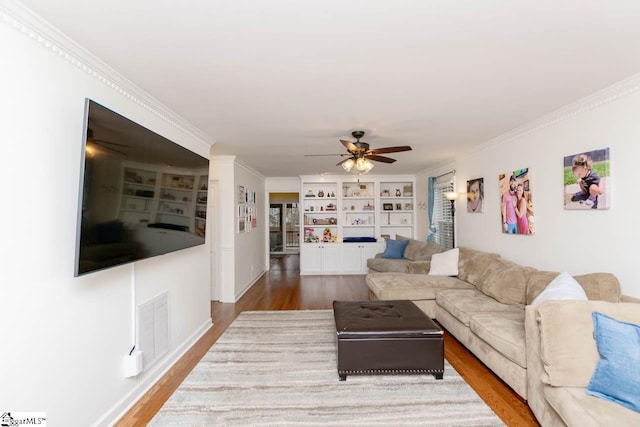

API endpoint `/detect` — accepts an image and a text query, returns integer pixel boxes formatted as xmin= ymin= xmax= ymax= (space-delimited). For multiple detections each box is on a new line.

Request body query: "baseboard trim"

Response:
xmin=92 ymin=318 xmax=213 ymax=427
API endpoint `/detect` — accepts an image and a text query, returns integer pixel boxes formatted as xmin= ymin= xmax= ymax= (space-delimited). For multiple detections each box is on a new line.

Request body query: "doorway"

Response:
xmin=269 ymin=193 xmax=299 ymax=255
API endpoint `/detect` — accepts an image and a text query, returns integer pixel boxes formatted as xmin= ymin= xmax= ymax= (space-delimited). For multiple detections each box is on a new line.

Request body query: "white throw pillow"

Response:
xmin=428 ymin=248 xmax=459 ymax=276
xmin=531 ymin=272 xmax=588 ymax=306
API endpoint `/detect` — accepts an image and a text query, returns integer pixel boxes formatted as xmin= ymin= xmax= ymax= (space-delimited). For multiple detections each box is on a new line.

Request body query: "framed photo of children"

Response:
xmin=499 ymin=168 xmax=535 ymax=235
xmin=563 ymin=148 xmax=610 ymax=210
xmin=466 ymin=178 xmax=484 ymax=213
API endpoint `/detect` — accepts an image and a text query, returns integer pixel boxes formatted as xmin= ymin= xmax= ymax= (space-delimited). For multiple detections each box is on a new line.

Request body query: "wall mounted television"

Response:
xmin=75 ymin=99 xmax=209 ymax=276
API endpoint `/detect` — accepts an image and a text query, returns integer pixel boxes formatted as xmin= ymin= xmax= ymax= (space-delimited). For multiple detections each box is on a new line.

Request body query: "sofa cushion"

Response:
xmin=436 ymin=289 xmax=522 ymax=327
xmin=366 ymin=257 xmax=410 ymax=273
xmin=477 ymin=258 xmax=535 ymax=306
xmin=366 ymin=273 xmax=473 ymax=301
xmin=527 ymin=271 xmax=621 ymax=304
xmin=428 ymin=248 xmax=459 ymax=276
xmin=404 ymin=240 xmax=443 ymax=261
xmin=470 ymin=311 xmax=527 ymax=368
xmin=586 ymin=312 xmax=640 ymax=413
xmin=544 ymin=385 xmax=640 ymax=427
xmin=531 ymin=272 xmax=587 ymax=306
xmin=381 ymin=238 xmax=409 ymax=259
xmin=536 ymin=300 xmax=640 ymax=388
xmin=457 ymin=247 xmax=500 ymax=288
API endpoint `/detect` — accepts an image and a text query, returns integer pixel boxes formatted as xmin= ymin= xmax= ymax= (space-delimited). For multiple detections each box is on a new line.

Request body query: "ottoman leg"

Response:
xmin=339 ymin=374 xmax=347 ymax=381
xmin=434 ymin=372 xmax=443 ymax=380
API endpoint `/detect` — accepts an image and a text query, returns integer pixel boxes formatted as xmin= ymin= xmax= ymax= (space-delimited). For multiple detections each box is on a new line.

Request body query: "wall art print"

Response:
xmin=499 ymin=168 xmax=534 ymax=235
xmin=563 ymin=148 xmax=610 ymax=210
xmin=466 ymin=178 xmax=484 ymax=213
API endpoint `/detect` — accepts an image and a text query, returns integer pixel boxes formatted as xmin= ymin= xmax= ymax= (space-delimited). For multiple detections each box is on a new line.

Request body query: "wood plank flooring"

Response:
xmin=116 ymin=254 xmax=539 ymax=426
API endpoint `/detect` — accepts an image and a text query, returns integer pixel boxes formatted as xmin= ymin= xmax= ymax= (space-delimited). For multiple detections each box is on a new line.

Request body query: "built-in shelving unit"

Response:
xmin=379 ymin=180 xmax=414 ymax=239
xmin=299 ymin=175 xmax=415 ymax=275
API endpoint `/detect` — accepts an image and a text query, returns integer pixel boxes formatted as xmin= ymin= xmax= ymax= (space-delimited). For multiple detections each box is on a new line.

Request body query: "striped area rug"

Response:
xmin=150 ymin=310 xmax=504 ymax=426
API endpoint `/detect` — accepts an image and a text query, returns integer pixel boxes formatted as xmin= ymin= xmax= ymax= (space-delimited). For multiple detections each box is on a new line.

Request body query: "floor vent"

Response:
xmin=137 ymin=292 xmax=169 ymax=371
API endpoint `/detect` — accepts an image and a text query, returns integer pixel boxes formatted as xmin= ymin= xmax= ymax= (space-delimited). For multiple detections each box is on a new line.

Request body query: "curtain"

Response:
xmin=427 ymin=176 xmax=437 ymax=241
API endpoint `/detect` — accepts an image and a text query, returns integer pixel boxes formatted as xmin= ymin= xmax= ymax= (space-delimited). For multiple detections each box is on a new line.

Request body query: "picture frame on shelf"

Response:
xmin=383 ymin=203 xmax=393 ymax=211
xmin=395 ymin=203 xmax=402 ymax=210
xmin=404 ymin=203 xmax=412 ymax=210
xmin=403 ymin=185 xmax=413 ymax=197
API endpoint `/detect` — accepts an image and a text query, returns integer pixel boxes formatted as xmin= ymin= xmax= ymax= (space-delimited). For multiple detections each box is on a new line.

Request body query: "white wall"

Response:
xmin=425 ymin=76 xmax=640 ymax=298
xmin=234 ymin=163 xmax=267 ymax=297
xmin=0 ymin=3 xmax=213 ymax=426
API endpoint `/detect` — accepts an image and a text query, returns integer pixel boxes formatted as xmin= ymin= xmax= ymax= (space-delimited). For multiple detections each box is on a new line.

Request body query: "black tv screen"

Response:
xmin=75 ymin=99 xmax=209 ymax=276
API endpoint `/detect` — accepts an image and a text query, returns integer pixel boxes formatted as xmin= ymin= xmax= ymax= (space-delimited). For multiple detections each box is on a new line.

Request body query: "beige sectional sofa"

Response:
xmin=366 ymin=245 xmax=640 ymax=426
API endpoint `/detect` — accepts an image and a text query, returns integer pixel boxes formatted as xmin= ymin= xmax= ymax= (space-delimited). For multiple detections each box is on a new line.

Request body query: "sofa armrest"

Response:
xmin=622 ymin=294 xmax=640 ymax=303
xmin=407 ymin=261 xmax=431 ymax=274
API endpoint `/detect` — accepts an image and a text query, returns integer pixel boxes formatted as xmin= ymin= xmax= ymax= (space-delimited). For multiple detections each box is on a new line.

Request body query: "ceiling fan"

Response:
xmin=308 ymin=131 xmax=412 ymax=173
xmin=86 ymin=128 xmax=130 ymax=156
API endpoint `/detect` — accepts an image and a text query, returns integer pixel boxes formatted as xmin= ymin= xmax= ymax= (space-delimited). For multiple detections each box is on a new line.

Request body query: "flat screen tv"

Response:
xmin=75 ymin=99 xmax=209 ymax=276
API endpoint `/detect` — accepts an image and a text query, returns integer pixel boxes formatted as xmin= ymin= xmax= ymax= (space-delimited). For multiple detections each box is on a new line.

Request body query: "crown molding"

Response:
xmin=0 ymin=0 xmax=213 ymax=148
xmin=476 ymin=73 xmax=640 ymax=152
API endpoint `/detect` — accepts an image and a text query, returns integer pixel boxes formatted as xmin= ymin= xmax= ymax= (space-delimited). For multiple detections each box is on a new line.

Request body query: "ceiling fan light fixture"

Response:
xmin=363 ymin=159 xmax=375 ymax=173
xmin=354 ymin=157 xmax=374 ymax=173
xmin=342 ymin=158 xmax=355 ymax=172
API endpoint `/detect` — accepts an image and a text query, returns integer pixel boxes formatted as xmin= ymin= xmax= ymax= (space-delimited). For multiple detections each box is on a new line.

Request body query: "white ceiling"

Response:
xmin=19 ymin=0 xmax=640 ymax=177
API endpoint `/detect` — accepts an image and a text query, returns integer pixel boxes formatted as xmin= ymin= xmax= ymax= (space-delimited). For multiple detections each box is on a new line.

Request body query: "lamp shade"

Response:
xmin=444 ymin=191 xmax=459 ymax=201
xmin=342 ymin=158 xmax=355 ymax=172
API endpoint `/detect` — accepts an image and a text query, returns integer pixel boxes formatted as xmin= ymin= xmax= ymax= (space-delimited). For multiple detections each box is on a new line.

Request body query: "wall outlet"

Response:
xmin=124 ymin=350 xmax=143 ymax=378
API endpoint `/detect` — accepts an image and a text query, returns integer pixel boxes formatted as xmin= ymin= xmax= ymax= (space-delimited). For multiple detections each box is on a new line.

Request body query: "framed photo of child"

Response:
xmin=564 ymin=148 xmax=610 ymax=210
xmin=466 ymin=178 xmax=484 ymax=213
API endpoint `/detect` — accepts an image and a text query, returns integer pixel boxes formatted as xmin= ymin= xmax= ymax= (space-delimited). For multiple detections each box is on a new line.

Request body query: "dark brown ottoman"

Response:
xmin=333 ymin=300 xmax=444 ymax=381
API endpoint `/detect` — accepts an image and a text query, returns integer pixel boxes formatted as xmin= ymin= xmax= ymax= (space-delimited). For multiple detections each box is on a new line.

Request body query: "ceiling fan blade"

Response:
xmin=304 ymin=153 xmax=344 ymax=157
xmin=365 ymin=154 xmax=396 ymax=164
xmin=336 ymin=157 xmax=354 ymax=166
xmin=367 ymin=146 xmax=412 ymax=155
xmin=92 ymin=141 xmax=127 ymax=156
xmin=94 ymin=138 xmax=131 ymax=148
xmin=340 ymin=139 xmax=359 ymax=152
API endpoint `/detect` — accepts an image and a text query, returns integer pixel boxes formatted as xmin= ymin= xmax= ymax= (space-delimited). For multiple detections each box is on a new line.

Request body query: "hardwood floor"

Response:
xmin=116 ymin=254 xmax=539 ymax=426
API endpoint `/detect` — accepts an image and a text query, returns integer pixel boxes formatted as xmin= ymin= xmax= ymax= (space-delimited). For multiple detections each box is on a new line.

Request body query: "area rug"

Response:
xmin=149 ymin=310 xmax=504 ymax=426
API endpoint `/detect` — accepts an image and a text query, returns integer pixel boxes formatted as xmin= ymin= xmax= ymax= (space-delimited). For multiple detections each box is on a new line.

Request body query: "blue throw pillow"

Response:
xmin=586 ymin=312 xmax=640 ymax=413
xmin=381 ymin=238 xmax=409 ymax=259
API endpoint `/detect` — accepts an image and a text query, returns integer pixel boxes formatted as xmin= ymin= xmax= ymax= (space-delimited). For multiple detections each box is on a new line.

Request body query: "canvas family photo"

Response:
xmin=563 ymin=148 xmax=610 ymax=210
xmin=499 ymin=169 xmax=534 ymax=235
xmin=466 ymin=178 xmax=484 ymax=213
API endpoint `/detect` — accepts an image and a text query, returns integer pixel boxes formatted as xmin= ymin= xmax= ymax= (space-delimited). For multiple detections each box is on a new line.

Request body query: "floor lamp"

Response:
xmin=444 ymin=192 xmax=459 ymax=248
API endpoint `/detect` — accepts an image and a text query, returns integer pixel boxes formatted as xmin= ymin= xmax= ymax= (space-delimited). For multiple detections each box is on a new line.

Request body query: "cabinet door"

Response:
xmin=340 ymin=244 xmax=364 ymax=273
xmin=320 ymin=245 xmax=340 ymax=274
xmin=300 ymin=244 xmax=340 ymax=274
xmin=300 ymin=245 xmax=323 ymax=274
xmin=341 ymin=242 xmax=385 ymax=274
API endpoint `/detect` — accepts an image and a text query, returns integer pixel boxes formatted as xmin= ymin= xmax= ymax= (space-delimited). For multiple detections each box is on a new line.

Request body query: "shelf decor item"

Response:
xmin=383 ymin=203 xmax=393 ymax=211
